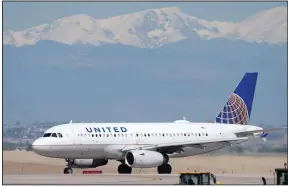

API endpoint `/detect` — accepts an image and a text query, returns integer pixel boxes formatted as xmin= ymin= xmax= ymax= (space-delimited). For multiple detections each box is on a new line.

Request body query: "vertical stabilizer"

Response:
xmin=215 ymin=72 xmax=258 ymax=125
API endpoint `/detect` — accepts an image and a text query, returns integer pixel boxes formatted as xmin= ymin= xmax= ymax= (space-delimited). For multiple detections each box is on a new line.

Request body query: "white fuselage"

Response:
xmin=32 ymin=122 xmax=260 ymax=160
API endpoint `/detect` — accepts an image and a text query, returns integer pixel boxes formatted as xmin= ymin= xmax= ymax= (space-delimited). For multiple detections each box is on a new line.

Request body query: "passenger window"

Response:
xmin=121 ymin=134 xmax=124 ymax=137
xmin=144 ymin=134 xmax=146 ymax=137
xmin=177 ymin=133 xmax=179 ymax=136
xmin=173 ymin=133 xmax=175 ymax=136
xmin=136 ymin=134 xmax=139 ymax=137
xmin=199 ymin=133 xmax=201 ymax=136
xmin=43 ymin=133 xmax=52 ymax=137
xmin=148 ymin=134 xmax=150 ymax=137
xmin=99 ymin=134 xmax=101 ymax=137
xmin=114 ymin=134 xmax=116 ymax=137
xmin=51 ymin=133 xmax=57 ymax=138
xmin=206 ymin=133 xmax=208 ymax=136
xmin=162 ymin=133 xmax=165 ymax=136
xmin=188 ymin=133 xmax=190 ymax=136
xmin=107 ymin=134 xmax=109 ymax=137
xmin=170 ymin=133 xmax=172 ymax=137
xmin=92 ymin=134 xmax=94 ymax=137
xmin=184 ymin=133 xmax=186 ymax=136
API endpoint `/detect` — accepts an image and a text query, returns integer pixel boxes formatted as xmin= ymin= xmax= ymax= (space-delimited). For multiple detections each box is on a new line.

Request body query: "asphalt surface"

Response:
xmin=3 ymin=173 xmax=275 ymax=184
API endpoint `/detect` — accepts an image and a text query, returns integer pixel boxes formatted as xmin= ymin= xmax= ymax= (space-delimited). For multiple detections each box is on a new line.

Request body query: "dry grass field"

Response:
xmin=3 ymin=151 xmax=287 ymax=175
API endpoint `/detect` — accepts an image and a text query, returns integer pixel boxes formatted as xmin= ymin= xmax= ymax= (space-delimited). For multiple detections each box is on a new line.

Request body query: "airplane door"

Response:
xmin=70 ymin=125 xmax=82 ymax=146
xmin=74 ymin=132 xmax=83 ymax=145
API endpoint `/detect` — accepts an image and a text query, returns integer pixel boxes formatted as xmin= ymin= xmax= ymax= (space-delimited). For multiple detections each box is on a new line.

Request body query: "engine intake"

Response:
xmin=125 ymin=150 xmax=168 ymax=168
xmin=72 ymin=159 xmax=108 ymax=168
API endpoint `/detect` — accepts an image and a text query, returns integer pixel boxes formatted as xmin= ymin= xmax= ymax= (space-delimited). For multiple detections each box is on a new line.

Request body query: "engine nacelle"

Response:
xmin=72 ymin=159 xmax=108 ymax=168
xmin=125 ymin=150 xmax=168 ymax=168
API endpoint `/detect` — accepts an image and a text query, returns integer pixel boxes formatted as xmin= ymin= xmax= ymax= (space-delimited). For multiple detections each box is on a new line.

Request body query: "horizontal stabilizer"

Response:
xmin=235 ymin=127 xmax=287 ymax=137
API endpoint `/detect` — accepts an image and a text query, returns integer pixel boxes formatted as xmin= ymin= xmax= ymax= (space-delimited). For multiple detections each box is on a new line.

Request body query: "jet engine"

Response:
xmin=72 ymin=159 xmax=108 ymax=168
xmin=125 ymin=150 xmax=168 ymax=168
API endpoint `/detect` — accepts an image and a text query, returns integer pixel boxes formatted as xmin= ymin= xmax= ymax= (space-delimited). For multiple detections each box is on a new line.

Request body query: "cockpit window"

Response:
xmin=57 ymin=133 xmax=63 ymax=138
xmin=43 ymin=133 xmax=52 ymax=137
xmin=51 ymin=133 xmax=57 ymax=137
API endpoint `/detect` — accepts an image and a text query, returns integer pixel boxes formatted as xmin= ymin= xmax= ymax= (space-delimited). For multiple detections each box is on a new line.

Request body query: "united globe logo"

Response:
xmin=218 ymin=93 xmax=249 ymax=125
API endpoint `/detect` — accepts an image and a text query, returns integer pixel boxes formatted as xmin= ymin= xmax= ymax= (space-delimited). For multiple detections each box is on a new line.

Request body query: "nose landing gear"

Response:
xmin=63 ymin=167 xmax=73 ymax=174
xmin=64 ymin=159 xmax=74 ymax=174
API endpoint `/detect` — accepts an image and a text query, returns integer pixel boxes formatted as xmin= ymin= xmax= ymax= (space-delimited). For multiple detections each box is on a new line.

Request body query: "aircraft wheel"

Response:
xmin=118 ymin=164 xmax=132 ymax=174
xmin=158 ymin=164 xmax=172 ymax=174
xmin=63 ymin=167 xmax=73 ymax=174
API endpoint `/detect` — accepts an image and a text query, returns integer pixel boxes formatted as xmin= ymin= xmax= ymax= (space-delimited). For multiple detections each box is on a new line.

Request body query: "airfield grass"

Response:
xmin=3 ymin=151 xmax=287 ymax=175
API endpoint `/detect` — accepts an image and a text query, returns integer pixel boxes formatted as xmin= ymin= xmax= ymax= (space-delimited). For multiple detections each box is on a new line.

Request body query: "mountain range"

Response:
xmin=3 ymin=6 xmax=287 ymax=125
xmin=3 ymin=6 xmax=287 ymax=48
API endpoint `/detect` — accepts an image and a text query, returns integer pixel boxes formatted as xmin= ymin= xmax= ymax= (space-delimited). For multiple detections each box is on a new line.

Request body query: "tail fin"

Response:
xmin=215 ymin=72 xmax=258 ymax=125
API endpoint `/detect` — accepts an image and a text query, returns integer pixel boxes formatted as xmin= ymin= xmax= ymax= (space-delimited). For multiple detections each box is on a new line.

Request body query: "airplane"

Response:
xmin=32 ymin=72 xmax=286 ymax=174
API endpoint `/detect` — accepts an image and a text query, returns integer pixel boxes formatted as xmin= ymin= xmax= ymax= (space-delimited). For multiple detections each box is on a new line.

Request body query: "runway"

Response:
xmin=3 ymin=174 xmax=275 ymax=184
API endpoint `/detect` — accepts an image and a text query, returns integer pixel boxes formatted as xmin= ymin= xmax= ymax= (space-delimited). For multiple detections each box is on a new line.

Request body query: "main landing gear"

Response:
xmin=116 ymin=155 xmax=172 ymax=174
xmin=117 ymin=163 xmax=172 ymax=174
xmin=157 ymin=163 xmax=172 ymax=174
xmin=117 ymin=160 xmax=132 ymax=174
xmin=158 ymin=153 xmax=172 ymax=174
xmin=64 ymin=159 xmax=73 ymax=174
xmin=118 ymin=164 xmax=132 ymax=174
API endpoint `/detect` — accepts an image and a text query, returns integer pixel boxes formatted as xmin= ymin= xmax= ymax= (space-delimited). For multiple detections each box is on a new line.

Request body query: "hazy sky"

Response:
xmin=3 ymin=2 xmax=286 ymax=30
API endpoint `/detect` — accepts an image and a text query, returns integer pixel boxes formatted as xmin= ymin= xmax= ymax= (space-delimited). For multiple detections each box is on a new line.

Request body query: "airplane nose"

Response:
xmin=32 ymin=139 xmax=41 ymax=151
xmin=32 ymin=138 xmax=50 ymax=155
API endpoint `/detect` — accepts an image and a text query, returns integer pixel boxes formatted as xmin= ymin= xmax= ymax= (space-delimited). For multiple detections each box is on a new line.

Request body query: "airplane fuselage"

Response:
xmin=32 ymin=122 xmax=260 ymax=160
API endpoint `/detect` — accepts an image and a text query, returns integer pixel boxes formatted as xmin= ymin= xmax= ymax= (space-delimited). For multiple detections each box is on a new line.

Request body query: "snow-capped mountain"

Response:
xmin=3 ymin=6 xmax=287 ymax=48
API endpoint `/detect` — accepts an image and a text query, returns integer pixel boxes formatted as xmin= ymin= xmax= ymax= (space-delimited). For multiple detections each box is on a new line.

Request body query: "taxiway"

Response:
xmin=3 ymin=174 xmax=274 ymax=184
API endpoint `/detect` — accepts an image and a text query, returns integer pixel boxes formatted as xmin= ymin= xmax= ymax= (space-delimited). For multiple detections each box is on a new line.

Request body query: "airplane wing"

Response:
xmin=234 ymin=127 xmax=287 ymax=137
xmin=121 ymin=127 xmax=286 ymax=153
xmin=122 ymin=137 xmax=248 ymax=152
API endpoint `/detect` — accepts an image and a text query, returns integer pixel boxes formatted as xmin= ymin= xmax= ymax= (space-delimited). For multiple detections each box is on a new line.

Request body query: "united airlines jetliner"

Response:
xmin=32 ymin=72 xmax=286 ymax=174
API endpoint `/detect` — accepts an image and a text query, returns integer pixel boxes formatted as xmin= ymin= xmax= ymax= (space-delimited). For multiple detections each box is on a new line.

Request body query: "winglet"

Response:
xmin=69 ymin=120 xmax=72 ymax=124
